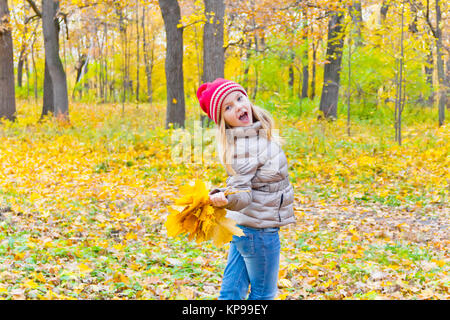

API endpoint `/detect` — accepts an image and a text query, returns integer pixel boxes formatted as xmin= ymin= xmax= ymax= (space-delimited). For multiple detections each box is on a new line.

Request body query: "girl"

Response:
xmin=196 ymin=78 xmax=296 ymax=300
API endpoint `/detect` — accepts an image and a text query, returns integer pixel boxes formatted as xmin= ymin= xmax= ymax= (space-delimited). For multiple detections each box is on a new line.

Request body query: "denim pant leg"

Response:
xmin=218 ymin=240 xmax=250 ymax=300
xmin=244 ymin=228 xmax=280 ymax=300
xmin=220 ymin=226 xmax=280 ymax=300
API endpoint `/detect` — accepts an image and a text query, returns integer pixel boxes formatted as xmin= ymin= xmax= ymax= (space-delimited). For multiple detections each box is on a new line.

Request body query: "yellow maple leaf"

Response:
xmin=183 ymin=214 xmax=199 ymax=237
xmin=211 ymin=212 xmax=244 ymax=247
xmin=78 ymin=263 xmax=93 ymax=274
xmin=165 ymin=209 xmax=186 ymax=237
xmin=125 ymin=232 xmax=137 ymax=241
xmin=35 ymin=272 xmax=46 ymax=283
xmin=24 ymin=279 xmax=39 ymax=289
xmin=277 ymin=293 xmax=289 ymax=300
xmin=14 ymin=252 xmax=26 ymax=260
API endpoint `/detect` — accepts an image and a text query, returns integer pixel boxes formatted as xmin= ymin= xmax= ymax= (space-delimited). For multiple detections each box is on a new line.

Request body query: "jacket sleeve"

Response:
xmin=222 ymin=157 xmax=260 ymax=211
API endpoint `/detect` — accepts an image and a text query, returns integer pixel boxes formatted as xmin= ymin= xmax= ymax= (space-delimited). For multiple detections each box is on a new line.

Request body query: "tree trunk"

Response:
xmin=17 ymin=48 xmax=26 ymax=87
xmin=446 ymin=56 xmax=450 ymax=110
xmin=201 ymin=0 xmax=225 ymax=126
xmin=142 ymin=6 xmax=154 ymax=104
xmin=17 ymin=2 xmax=30 ymax=88
xmin=110 ymin=30 xmax=116 ymax=102
xmin=135 ymin=0 xmax=140 ymax=102
xmin=435 ymin=0 xmax=445 ymax=126
xmin=73 ymin=53 xmax=87 ymax=100
xmin=31 ymin=29 xmax=38 ymax=103
xmin=408 ymin=0 xmax=418 ymax=34
xmin=243 ymin=38 xmax=252 ymax=92
xmin=394 ymin=1 xmax=406 ymax=145
xmin=25 ymin=57 xmax=30 ymax=98
xmin=425 ymin=45 xmax=434 ymax=105
xmin=288 ymin=52 xmax=295 ymax=96
xmin=349 ymin=0 xmax=363 ymax=46
xmin=310 ymin=39 xmax=317 ymax=99
xmin=252 ymin=33 xmax=259 ymax=100
xmin=380 ymin=1 xmax=389 ymax=23
xmin=42 ymin=0 xmax=69 ymax=120
xmin=347 ymin=36 xmax=352 ymax=136
xmin=301 ymin=60 xmax=309 ymax=99
xmin=118 ymin=9 xmax=127 ymax=108
xmin=0 ymin=0 xmax=16 ymax=121
xmin=41 ymin=61 xmax=54 ymax=118
xmin=319 ymin=11 xmax=345 ymax=119
xmin=301 ymin=24 xmax=309 ymax=99
xmin=94 ymin=24 xmax=105 ymax=102
xmin=194 ymin=24 xmax=202 ymax=88
xmin=104 ymin=23 xmax=108 ymax=102
xmin=159 ymin=0 xmax=185 ymax=129
xmin=202 ymin=0 xmax=224 ymax=83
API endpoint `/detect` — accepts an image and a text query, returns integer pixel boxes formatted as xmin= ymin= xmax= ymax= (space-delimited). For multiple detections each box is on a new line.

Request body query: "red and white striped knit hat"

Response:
xmin=197 ymin=78 xmax=248 ymax=124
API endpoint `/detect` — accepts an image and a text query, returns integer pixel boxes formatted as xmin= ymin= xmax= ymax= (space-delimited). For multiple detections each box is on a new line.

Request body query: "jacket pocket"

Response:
xmin=277 ymin=193 xmax=284 ymax=222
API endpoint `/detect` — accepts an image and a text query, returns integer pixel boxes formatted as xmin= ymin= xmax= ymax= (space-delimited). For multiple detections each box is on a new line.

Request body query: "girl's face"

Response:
xmin=221 ymin=91 xmax=253 ymax=127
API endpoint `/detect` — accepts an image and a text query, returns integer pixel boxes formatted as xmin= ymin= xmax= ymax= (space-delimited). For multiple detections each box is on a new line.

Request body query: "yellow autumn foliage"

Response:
xmin=165 ymin=180 xmax=244 ymax=247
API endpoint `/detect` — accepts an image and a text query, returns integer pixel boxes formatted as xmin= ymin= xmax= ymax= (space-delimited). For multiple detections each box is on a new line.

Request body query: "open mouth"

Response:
xmin=239 ymin=112 xmax=249 ymax=122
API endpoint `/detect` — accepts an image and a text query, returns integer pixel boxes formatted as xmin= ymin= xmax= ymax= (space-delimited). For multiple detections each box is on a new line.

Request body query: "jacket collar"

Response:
xmin=226 ymin=121 xmax=262 ymax=138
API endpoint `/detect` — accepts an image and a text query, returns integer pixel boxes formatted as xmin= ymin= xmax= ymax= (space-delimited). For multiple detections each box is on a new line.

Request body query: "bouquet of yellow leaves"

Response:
xmin=165 ymin=179 xmax=245 ymax=247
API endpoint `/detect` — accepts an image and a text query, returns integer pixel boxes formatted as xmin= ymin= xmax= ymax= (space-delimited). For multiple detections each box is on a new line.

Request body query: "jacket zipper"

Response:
xmin=277 ymin=193 xmax=284 ymax=222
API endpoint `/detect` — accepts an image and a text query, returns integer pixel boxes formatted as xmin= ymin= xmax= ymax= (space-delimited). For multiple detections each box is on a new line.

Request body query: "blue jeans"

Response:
xmin=219 ymin=225 xmax=280 ymax=300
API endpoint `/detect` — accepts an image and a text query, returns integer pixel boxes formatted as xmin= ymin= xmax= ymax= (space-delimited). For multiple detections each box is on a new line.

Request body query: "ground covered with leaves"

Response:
xmin=0 ymin=102 xmax=448 ymax=299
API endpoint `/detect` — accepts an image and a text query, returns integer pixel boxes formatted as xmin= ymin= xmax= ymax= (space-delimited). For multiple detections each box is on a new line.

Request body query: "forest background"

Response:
xmin=0 ymin=0 xmax=448 ymax=299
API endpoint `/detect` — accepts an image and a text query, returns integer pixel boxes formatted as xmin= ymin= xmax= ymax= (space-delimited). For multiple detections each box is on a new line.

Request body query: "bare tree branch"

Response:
xmin=24 ymin=14 xmax=40 ymax=24
xmin=223 ymin=38 xmax=244 ymax=52
xmin=25 ymin=0 xmax=41 ymax=17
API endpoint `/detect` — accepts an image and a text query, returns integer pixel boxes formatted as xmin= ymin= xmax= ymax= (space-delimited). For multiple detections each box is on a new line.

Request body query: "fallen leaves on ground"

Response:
xmin=0 ymin=101 xmax=448 ymax=299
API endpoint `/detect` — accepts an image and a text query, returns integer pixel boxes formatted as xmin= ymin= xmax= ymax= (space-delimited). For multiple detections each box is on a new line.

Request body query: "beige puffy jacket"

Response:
xmin=210 ymin=121 xmax=296 ymax=229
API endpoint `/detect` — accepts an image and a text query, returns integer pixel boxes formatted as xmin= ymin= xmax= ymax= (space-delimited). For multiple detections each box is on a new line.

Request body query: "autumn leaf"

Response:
xmin=24 ymin=279 xmax=38 ymax=289
xmin=113 ymin=272 xmax=129 ymax=285
xmin=78 ymin=263 xmax=93 ymax=274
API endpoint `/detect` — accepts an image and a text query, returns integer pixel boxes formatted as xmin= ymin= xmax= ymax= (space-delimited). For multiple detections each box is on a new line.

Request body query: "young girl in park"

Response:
xmin=196 ymin=78 xmax=296 ymax=300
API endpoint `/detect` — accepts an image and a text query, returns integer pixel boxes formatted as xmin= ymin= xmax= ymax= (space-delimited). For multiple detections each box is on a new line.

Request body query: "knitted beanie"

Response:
xmin=196 ymin=78 xmax=248 ymax=124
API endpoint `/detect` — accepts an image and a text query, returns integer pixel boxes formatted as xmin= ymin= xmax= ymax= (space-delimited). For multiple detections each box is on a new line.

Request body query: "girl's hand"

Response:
xmin=209 ymin=192 xmax=228 ymax=207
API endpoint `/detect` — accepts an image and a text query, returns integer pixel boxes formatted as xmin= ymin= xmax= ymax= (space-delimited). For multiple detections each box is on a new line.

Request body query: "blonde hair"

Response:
xmin=216 ymin=103 xmax=284 ymax=176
